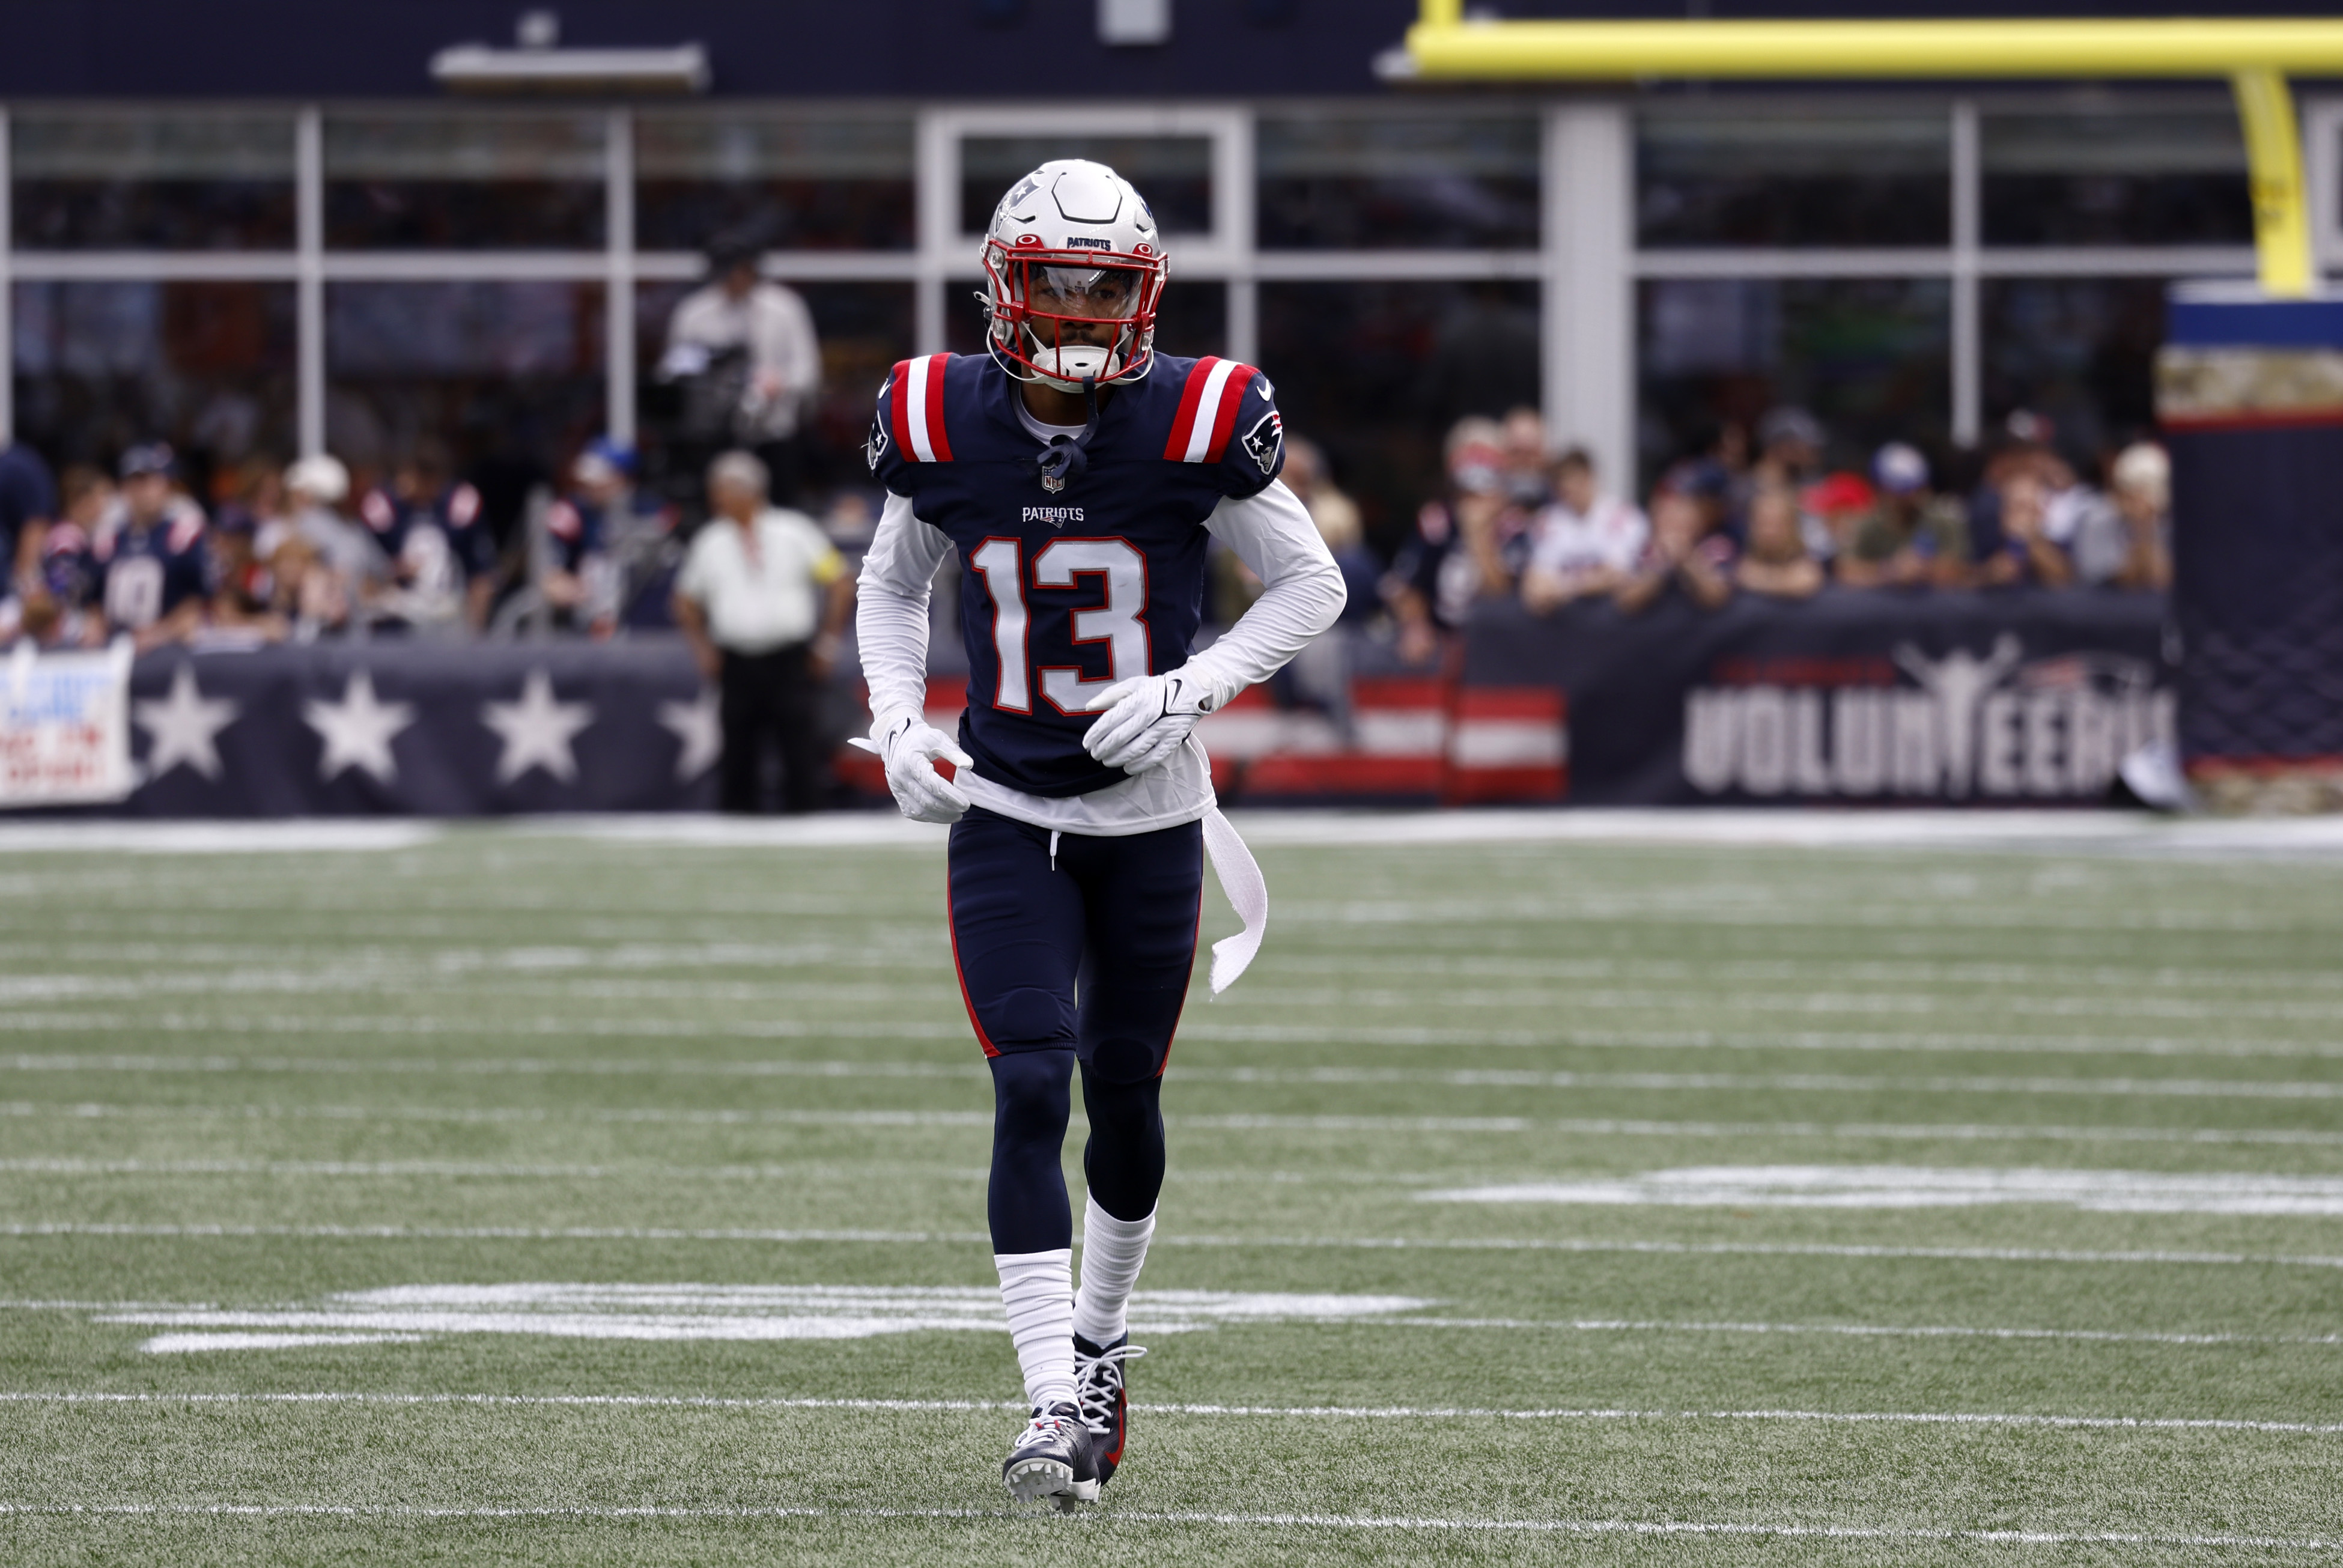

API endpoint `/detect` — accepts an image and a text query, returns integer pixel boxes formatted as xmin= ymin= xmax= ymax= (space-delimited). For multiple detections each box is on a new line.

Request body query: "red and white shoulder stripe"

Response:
xmin=1163 ymin=356 xmax=1259 ymax=464
xmin=887 ymin=353 xmax=955 ymax=464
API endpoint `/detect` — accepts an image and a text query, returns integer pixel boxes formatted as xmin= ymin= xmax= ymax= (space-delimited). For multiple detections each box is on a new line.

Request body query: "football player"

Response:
xmin=857 ymin=160 xmax=1345 ymax=1507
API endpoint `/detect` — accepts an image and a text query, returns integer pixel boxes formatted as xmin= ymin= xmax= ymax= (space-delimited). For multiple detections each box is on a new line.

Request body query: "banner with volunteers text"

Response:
xmin=1464 ymin=591 xmax=2171 ymax=806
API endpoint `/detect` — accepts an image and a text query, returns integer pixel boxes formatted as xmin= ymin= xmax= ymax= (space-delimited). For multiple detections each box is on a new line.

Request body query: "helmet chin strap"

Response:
xmin=1034 ymin=376 xmax=1101 ymax=492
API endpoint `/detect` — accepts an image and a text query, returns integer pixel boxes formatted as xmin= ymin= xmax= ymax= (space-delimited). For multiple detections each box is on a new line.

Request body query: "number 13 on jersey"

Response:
xmin=970 ymin=537 xmax=1151 ymax=716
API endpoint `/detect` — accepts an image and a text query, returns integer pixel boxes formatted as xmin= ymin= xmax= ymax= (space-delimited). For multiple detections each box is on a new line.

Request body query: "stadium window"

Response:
xmin=636 ymin=278 xmax=914 ymax=502
xmin=323 ymin=112 xmax=606 ymax=251
xmin=1258 ymin=279 xmax=1538 ymax=556
xmin=9 ymin=111 xmax=296 ymax=251
xmin=1982 ymin=278 xmax=2168 ymax=467
xmin=1638 ymin=278 xmax=1951 ymax=484
xmin=959 ymin=135 xmax=1214 ymax=238
xmin=1636 ymin=105 xmax=1951 ymax=249
xmin=1980 ymin=102 xmax=2250 ymax=248
xmin=1254 ymin=109 xmax=1540 ymax=251
xmin=11 ymin=280 xmax=296 ymax=487
xmin=324 ymin=280 xmax=605 ymax=481
xmin=633 ymin=111 xmax=916 ymax=252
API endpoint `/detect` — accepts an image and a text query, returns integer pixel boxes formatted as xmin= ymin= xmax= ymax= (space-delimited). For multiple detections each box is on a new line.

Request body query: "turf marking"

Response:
xmin=0 ymin=1500 xmax=2330 ymax=1551
xmin=1421 ymin=1165 xmax=2343 ymax=1215
xmin=17 ymin=1298 xmax=2329 ymax=1352
xmin=76 ymin=1284 xmax=1430 ymax=1352
xmin=0 ymin=822 xmax=440 ymax=854
xmin=14 ymin=1221 xmax=2343 ymax=1270
xmin=11 ymin=1051 xmax=2341 ymax=1105
xmin=4 ymin=1391 xmax=2340 ymax=1438
xmin=11 ymin=1100 xmax=2343 ymax=1149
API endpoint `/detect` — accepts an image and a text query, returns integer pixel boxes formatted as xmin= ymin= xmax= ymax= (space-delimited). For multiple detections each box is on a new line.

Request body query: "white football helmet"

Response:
xmin=980 ymin=159 xmax=1167 ymax=392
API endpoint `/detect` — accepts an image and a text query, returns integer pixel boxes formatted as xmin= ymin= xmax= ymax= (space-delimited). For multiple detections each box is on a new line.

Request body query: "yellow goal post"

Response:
xmin=1400 ymin=5 xmax=2343 ymax=296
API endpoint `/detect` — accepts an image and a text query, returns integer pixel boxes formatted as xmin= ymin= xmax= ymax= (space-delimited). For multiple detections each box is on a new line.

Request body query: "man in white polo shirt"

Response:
xmin=673 ymin=449 xmax=854 ymax=813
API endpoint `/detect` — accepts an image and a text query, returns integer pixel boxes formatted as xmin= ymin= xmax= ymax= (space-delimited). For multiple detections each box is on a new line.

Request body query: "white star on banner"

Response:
xmin=133 ymin=664 xmax=239 ymax=782
xmin=482 ymin=669 xmax=594 ymax=785
xmin=303 ymin=670 xmax=416 ymax=786
xmin=655 ymin=690 xmax=722 ymax=782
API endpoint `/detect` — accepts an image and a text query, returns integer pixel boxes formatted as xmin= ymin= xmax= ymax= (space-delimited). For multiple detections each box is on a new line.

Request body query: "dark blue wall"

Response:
xmin=2 ymin=1 xmax=2337 ymax=100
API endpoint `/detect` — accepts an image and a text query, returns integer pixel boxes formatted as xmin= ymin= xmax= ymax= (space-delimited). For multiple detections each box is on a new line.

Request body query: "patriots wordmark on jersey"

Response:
xmin=869 ymin=349 xmax=1284 ymax=798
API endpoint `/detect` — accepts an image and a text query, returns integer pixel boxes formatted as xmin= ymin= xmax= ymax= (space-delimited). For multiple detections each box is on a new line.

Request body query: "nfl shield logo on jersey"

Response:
xmin=1241 ymin=409 xmax=1283 ymax=475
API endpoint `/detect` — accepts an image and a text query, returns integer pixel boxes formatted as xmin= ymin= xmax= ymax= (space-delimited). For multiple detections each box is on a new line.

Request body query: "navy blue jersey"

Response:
xmin=871 ymin=351 xmax=1285 ymax=797
xmin=361 ymin=482 xmax=498 ymax=580
xmin=92 ymin=505 xmax=209 ymax=631
xmin=544 ymin=494 xmax=607 ymax=575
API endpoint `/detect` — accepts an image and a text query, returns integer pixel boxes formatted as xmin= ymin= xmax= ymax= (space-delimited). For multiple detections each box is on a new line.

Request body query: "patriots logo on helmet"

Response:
xmin=865 ymin=408 xmax=890 ymax=472
xmin=1241 ymin=409 xmax=1283 ymax=475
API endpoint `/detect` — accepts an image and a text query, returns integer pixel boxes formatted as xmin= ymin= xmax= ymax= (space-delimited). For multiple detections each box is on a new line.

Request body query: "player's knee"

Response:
xmin=1084 ymin=1034 xmax=1163 ymax=1086
xmin=976 ymin=985 xmax=1075 ymax=1053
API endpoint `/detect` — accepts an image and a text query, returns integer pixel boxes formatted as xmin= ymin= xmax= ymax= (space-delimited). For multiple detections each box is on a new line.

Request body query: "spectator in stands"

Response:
xmin=361 ymin=444 xmax=496 ymax=632
xmin=93 ymin=444 xmax=210 ymax=650
xmin=2105 ymin=442 xmax=2174 ymax=593
xmin=661 ymin=236 xmax=823 ymax=508
xmin=1835 ymin=442 xmax=1970 ymax=591
xmin=540 ymin=442 xmax=631 ymax=638
xmin=1733 ymin=484 xmax=1825 ymax=600
xmin=205 ymin=511 xmax=288 ymax=646
xmin=0 ymin=437 xmax=58 ymax=606
xmin=1499 ymin=407 xmax=1553 ymax=510
xmin=1755 ymin=406 xmax=1824 ymax=491
xmin=1384 ymin=417 xmax=1529 ymax=666
xmin=1801 ymin=471 xmax=1875 ymax=574
xmin=1281 ymin=436 xmax=1379 ymax=621
xmin=1521 ymin=447 xmax=1648 ymax=613
xmin=1977 ymin=469 xmax=2075 ymax=589
xmin=13 ymin=465 xmax=106 ymax=648
xmin=1615 ymin=488 xmax=1734 ymax=615
xmin=673 ymin=450 xmax=854 ymax=814
xmin=275 ymin=455 xmax=387 ymax=639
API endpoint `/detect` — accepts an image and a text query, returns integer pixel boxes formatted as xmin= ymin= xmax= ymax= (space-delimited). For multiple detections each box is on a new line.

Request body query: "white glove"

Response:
xmin=1083 ymin=669 xmax=1215 ymax=775
xmin=856 ymin=714 xmax=973 ymax=824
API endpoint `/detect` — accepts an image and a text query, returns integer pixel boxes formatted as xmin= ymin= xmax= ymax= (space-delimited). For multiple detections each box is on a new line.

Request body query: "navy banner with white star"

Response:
xmin=119 ymin=639 xmax=741 ymax=815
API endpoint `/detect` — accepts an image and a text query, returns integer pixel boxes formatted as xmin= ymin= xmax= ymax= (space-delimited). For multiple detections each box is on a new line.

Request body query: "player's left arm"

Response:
xmin=1083 ymin=390 xmax=1347 ymax=774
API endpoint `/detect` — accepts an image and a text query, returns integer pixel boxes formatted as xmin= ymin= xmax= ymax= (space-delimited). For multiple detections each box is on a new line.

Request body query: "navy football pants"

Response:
xmin=947 ymin=806 xmax=1203 ymax=1255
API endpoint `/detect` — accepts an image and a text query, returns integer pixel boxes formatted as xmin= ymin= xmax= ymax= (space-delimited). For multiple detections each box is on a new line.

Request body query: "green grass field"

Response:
xmin=2 ymin=815 xmax=2340 ymax=1564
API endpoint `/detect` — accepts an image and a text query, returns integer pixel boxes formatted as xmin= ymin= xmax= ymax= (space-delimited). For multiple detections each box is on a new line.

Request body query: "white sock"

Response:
xmin=994 ymin=1248 xmax=1075 ymax=1411
xmin=1072 ymin=1196 xmax=1156 ymax=1346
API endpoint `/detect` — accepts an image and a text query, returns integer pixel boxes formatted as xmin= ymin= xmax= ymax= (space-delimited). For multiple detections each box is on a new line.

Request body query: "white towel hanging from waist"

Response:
xmin=1200 ymin=806 xmax=1267 ymax=995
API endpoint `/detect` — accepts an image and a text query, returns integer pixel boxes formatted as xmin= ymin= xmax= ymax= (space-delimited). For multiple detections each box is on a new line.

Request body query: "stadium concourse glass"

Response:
xmin=8 ymin=109 xmax=296 ymax=250
xmin=10 ymin=279 xmax=296 ymax=482
xmin=632 ymin=111 xmax=916 ymax=252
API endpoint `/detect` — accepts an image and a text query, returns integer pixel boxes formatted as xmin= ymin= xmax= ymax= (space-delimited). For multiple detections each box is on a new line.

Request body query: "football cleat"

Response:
xmin=1001 ymin=1400 xmax=1100 ymax=1510
xmin=1072 ymin=1332 xmax=1147 ymax=1486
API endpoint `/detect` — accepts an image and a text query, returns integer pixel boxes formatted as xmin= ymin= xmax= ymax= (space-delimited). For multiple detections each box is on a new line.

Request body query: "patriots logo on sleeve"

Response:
xmin=1241 ymin=409 xmax=1284 ymax=476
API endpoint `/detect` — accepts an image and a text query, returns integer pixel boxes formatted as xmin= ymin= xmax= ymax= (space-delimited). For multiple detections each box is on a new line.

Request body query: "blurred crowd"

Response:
xmin=1380 ymin=406 xmax=2174 ymax=660
xmin=0 ymin=431 xmax=705 ymax=654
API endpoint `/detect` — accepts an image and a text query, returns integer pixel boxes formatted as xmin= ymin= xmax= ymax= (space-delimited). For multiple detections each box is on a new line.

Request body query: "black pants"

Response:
xmin=947 ymin=806 xmax=1205 ymax=1252
xmin=718 ymin=643 xmax=827 ymax=814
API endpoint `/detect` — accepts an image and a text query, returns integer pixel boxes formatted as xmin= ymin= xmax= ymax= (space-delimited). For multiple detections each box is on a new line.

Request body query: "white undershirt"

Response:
xmin=857 ymin=439 xmax=1345 ymax=837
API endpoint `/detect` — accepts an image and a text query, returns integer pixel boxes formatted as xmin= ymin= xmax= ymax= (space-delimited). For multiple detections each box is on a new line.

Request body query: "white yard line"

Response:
xmin=13 ymin=1099 xmax=2342 ymax=1149
xmin=0 ymin=1157 xmax=989 ymax=1179
xmin=10 ymin=1221 xmax=2343 ymax=1271
xmin=10 ymin=1051 xmax=2338 ymax=1104
xmin=10 ymin=1014 xmax=2342 ymax=1065
xmin=1 ymin=1389 xmax=2339 ymax=1439
xmin=5 ymin=1301 xmax=2326 ymax=1349
xmin=0 ymin=822 xmax=442 ymax=854
xmin=0 ymin=1497 xmax=2329 ymax=1550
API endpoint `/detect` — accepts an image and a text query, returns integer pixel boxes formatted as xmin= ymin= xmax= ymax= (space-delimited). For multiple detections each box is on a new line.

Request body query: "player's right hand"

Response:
xmin=866 ymin=716 xmax=973 ymax=824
